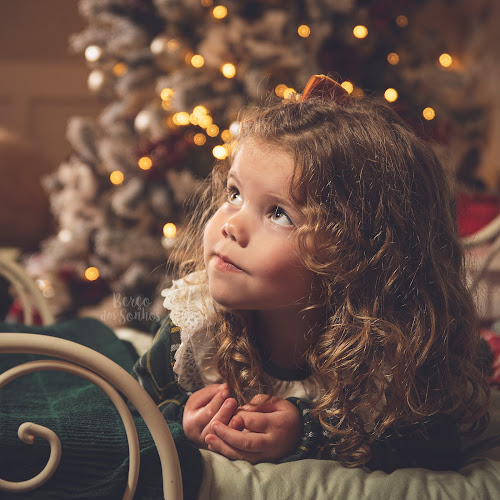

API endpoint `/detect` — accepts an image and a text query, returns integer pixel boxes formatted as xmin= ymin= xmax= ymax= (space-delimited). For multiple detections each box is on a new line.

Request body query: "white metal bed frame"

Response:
xmin=0 ymin=256 xmax=183 ymax=500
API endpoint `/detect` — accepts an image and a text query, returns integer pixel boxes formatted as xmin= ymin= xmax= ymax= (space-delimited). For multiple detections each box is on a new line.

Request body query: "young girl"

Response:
xmin=133 ymin=75 xmax=490 ymax=471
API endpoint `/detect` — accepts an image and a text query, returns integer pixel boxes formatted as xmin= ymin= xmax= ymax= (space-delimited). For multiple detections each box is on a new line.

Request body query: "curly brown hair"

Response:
xmin=170 ymin=94 xmax=490 ymax=467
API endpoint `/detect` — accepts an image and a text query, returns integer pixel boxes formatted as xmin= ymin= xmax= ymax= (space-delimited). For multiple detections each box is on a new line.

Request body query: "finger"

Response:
xmin=190 ymin=383 xmax=227 ymax=408
xmin=205 ymin=433 xmax=260 ymax=464
xmin=210 ymin=397 xmax=238 ymax=427
xmin=211 ymin=422 xmax=266 ymax=452
xmin=231 ymin=411 xmax=269 ymax=433
xmin=204 ymin=386 xmax=231 ymax=415
xmin=228 ymin=414 xmax=245 ymax=431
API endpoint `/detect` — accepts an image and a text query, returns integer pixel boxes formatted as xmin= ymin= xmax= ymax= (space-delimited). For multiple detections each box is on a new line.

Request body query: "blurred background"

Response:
xmin=0 ymin=0 xmax=499 ymax=328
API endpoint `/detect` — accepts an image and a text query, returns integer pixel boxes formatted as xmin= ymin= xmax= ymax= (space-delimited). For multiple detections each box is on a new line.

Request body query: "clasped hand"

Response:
xmin=182 ymin=383 xmax=301 ymax=463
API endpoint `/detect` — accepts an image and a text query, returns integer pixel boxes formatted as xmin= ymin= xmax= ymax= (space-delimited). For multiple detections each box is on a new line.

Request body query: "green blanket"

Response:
xmin=0 ymin=318 xmax=202 ymax=500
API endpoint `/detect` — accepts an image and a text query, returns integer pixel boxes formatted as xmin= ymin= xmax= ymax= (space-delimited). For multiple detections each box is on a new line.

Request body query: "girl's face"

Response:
xmin=203 ymin=138 xmax=315 ymax=312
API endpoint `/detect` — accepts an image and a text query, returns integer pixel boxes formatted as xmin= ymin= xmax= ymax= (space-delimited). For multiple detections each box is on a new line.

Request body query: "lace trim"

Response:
xmin=161 ymin=271 xmax=218 ymax=390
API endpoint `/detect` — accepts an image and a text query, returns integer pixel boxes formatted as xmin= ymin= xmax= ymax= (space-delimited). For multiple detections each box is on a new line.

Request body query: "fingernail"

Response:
xmin=221 ymin=390 xmax=229 ymax=399
xmin=212 ymin=423 xmax=220 ymax=433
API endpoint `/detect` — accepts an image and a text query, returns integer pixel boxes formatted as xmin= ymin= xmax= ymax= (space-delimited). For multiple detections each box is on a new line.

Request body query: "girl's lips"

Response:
xmin=213 ymin=254 xmax=243 ymax=272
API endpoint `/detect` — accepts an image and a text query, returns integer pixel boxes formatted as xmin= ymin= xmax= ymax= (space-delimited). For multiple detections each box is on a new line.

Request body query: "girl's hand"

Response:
xmin=182 ymin=383 xmax=238 ymax=448
xmin=204 ymin=395 xmax=301 ymax=463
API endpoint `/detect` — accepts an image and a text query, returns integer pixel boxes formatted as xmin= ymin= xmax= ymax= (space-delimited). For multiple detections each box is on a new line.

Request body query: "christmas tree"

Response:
xmin=26 ymin=0 xmax=497 ymax=327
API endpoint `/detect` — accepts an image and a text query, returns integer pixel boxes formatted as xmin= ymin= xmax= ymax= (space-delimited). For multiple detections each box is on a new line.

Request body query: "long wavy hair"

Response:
xmin=169 ymin=94 xmax=490 ymax=467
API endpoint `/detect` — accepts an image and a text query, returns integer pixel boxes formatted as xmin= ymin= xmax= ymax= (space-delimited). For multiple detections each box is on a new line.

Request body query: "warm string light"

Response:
xmin=353 ymin=25 xmax=368 ymax=39
xmin=160 ymin=88 xmax=174 ymax=100
xmin=163 ymin=223 xmax=177 ymax=238
xmin=439 ymin=53 xmax=453 ymax=68
xmin=395 ymin=15 xmax=408 ymax=28
xmin=191 ymin=54 xmax=205 ymax=68
xmin=387 ymin=52 xmax=400 ymax=65
xmin=213 ymin=145 xmax=228 ymax=159
xmin=201 ymin=0 xmax=213 ymax=7
xmin=221 ymin=129 xmax=232 ymax=142
xmin=194 ymin=133 xmax=207 ymax=146
xmin=423 ymin=107 xmax=436 ymax=120
xmin=113 ymin=62 xmax=128 ymax=77
xmin=384 ymin=88 xmax=398 ymax=102
xmin=213 ymin=5 xmax=228 ymax=19
xmin=173 ymin=112 xmax=190 ymax=126
xmin=138 ymin=156 xmax=153 ymax=170
xmin=110 ymin=170 xmax=124 ymax=185
xmin=221 ymin=63 xmax=236 ymax=78
xmin=199 ymin=115 xmax=213 ymax=128
xmin=85 ymin=267 xmax=100 ymax=281
xmin=206 ymin=124 xmax=220 ymax=137
xmin=88 ymin=69 xmax=104 ymax=91
xmin=298 ymin=25 xmax=311 ymax=38
xmin=85 ymin=45 xmax=102 ymax=62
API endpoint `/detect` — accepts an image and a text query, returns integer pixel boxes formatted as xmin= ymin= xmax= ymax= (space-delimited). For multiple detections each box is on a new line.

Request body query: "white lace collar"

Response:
xmin=161 ymin=271 xmax=216 ymax=335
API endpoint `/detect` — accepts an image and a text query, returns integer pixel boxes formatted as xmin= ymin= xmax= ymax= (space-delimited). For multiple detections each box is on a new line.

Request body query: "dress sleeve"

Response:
xmin=282 ymin=398 xmax=461 ymax=470
xmin=279 ymin=397 xmax=335 ymax=463
xmin=131 ymin=316 xmax=189 ymax=423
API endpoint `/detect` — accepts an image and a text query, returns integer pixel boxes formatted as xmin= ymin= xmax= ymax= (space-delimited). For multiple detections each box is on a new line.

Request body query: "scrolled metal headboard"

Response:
xmin=0 ymin=255 xmax=183 ymax=499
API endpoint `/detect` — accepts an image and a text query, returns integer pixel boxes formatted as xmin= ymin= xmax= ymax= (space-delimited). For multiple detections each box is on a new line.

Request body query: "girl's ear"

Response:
xmin=300 ymin=75 xmax=350 ymax=103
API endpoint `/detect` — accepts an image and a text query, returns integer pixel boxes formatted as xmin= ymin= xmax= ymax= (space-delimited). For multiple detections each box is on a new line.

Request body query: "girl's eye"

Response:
xmin=227 ymin=187 xmax=243 ymax=205
xmin=271 ymin=206 xmax=294 ymax=227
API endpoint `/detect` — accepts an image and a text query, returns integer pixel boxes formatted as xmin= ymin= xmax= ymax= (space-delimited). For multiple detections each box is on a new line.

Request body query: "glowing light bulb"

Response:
xmin=199 ymin=115 xmax=213 ymax=128
xmin=387 ymin=52 xmax=400 ymax=65
xmin=298 ymin=25 xmax=311 ymax=38
xmin=110 ymin=171 xmax=124 ymax=185
xmin=353 ymin=25 xmax=368 ymax=39
xmin=396 ymin=15 xmax=408 ymax=28
xmin=341 ymin=81 xmax=354 ymax=94
xmin=134 ymin=110 xmax=151 ymax=131
xmin=275 ymin=84 xmax=287 ymax=97
xmin=163 ymin=223 xmax=177 ymax=238
xmin=138 ymin=156 xmax=153 ymax=170
xmin=213 ymin=145 xmax=228 ymax=159
xmin=194 ymin=133 xmax=207 ymax=145
xmin=160 ymin=88 xmax=174 ymax=100
xmin=193 ymin=105 xmax=208 ymax=116
xmin=384 ymin=88 xmax=398 ymax=102
xmin=150 ymin=36 xmax=167 ymax=55
xmin=113 ymin=62 xmax=128 ymax=77
xmin=222 ymin=63 xmax=236 ymax=78
xmin=85 ymin=45 xmax=102 ymax=62
xmin=88 ymin=69 xmax=104 ymax=91
xmin=85 ymin=267 xmax=100 ymax=281
xmin=173 ymin=112 xmax=190 ymax=126
xmin=439 ymin=53 xmax=453 ymax=68
xmin=283 ymin=88 xmax=297 ymax=99
xmin=221 ymin=129 xmax=232 ymax=142
xmin=191 ymin=54 xmax=205 ymax=68
xmin=213 ymin=5 xmax=228 ymax=19
xmin=206 ymin=124 xmax=220 ymax=137
xmin=423 ymin=107 xmax=436 ymax=120
xmin=229 ymin=121 xmax=241 ymax=136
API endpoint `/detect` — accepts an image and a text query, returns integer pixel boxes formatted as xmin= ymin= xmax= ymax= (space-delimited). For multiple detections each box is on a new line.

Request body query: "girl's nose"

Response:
xmin=221 ymin=216 xmax=249 ymax=247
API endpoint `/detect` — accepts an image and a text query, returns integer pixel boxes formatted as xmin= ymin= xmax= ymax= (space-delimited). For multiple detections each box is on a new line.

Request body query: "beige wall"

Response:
xmin=0 ymin=0 xmax=101 ymax=249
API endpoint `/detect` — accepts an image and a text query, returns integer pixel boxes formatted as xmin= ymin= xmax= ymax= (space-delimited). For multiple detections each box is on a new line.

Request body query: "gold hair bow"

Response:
xmin=286 ymin=74 xmax=350 ymax=103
